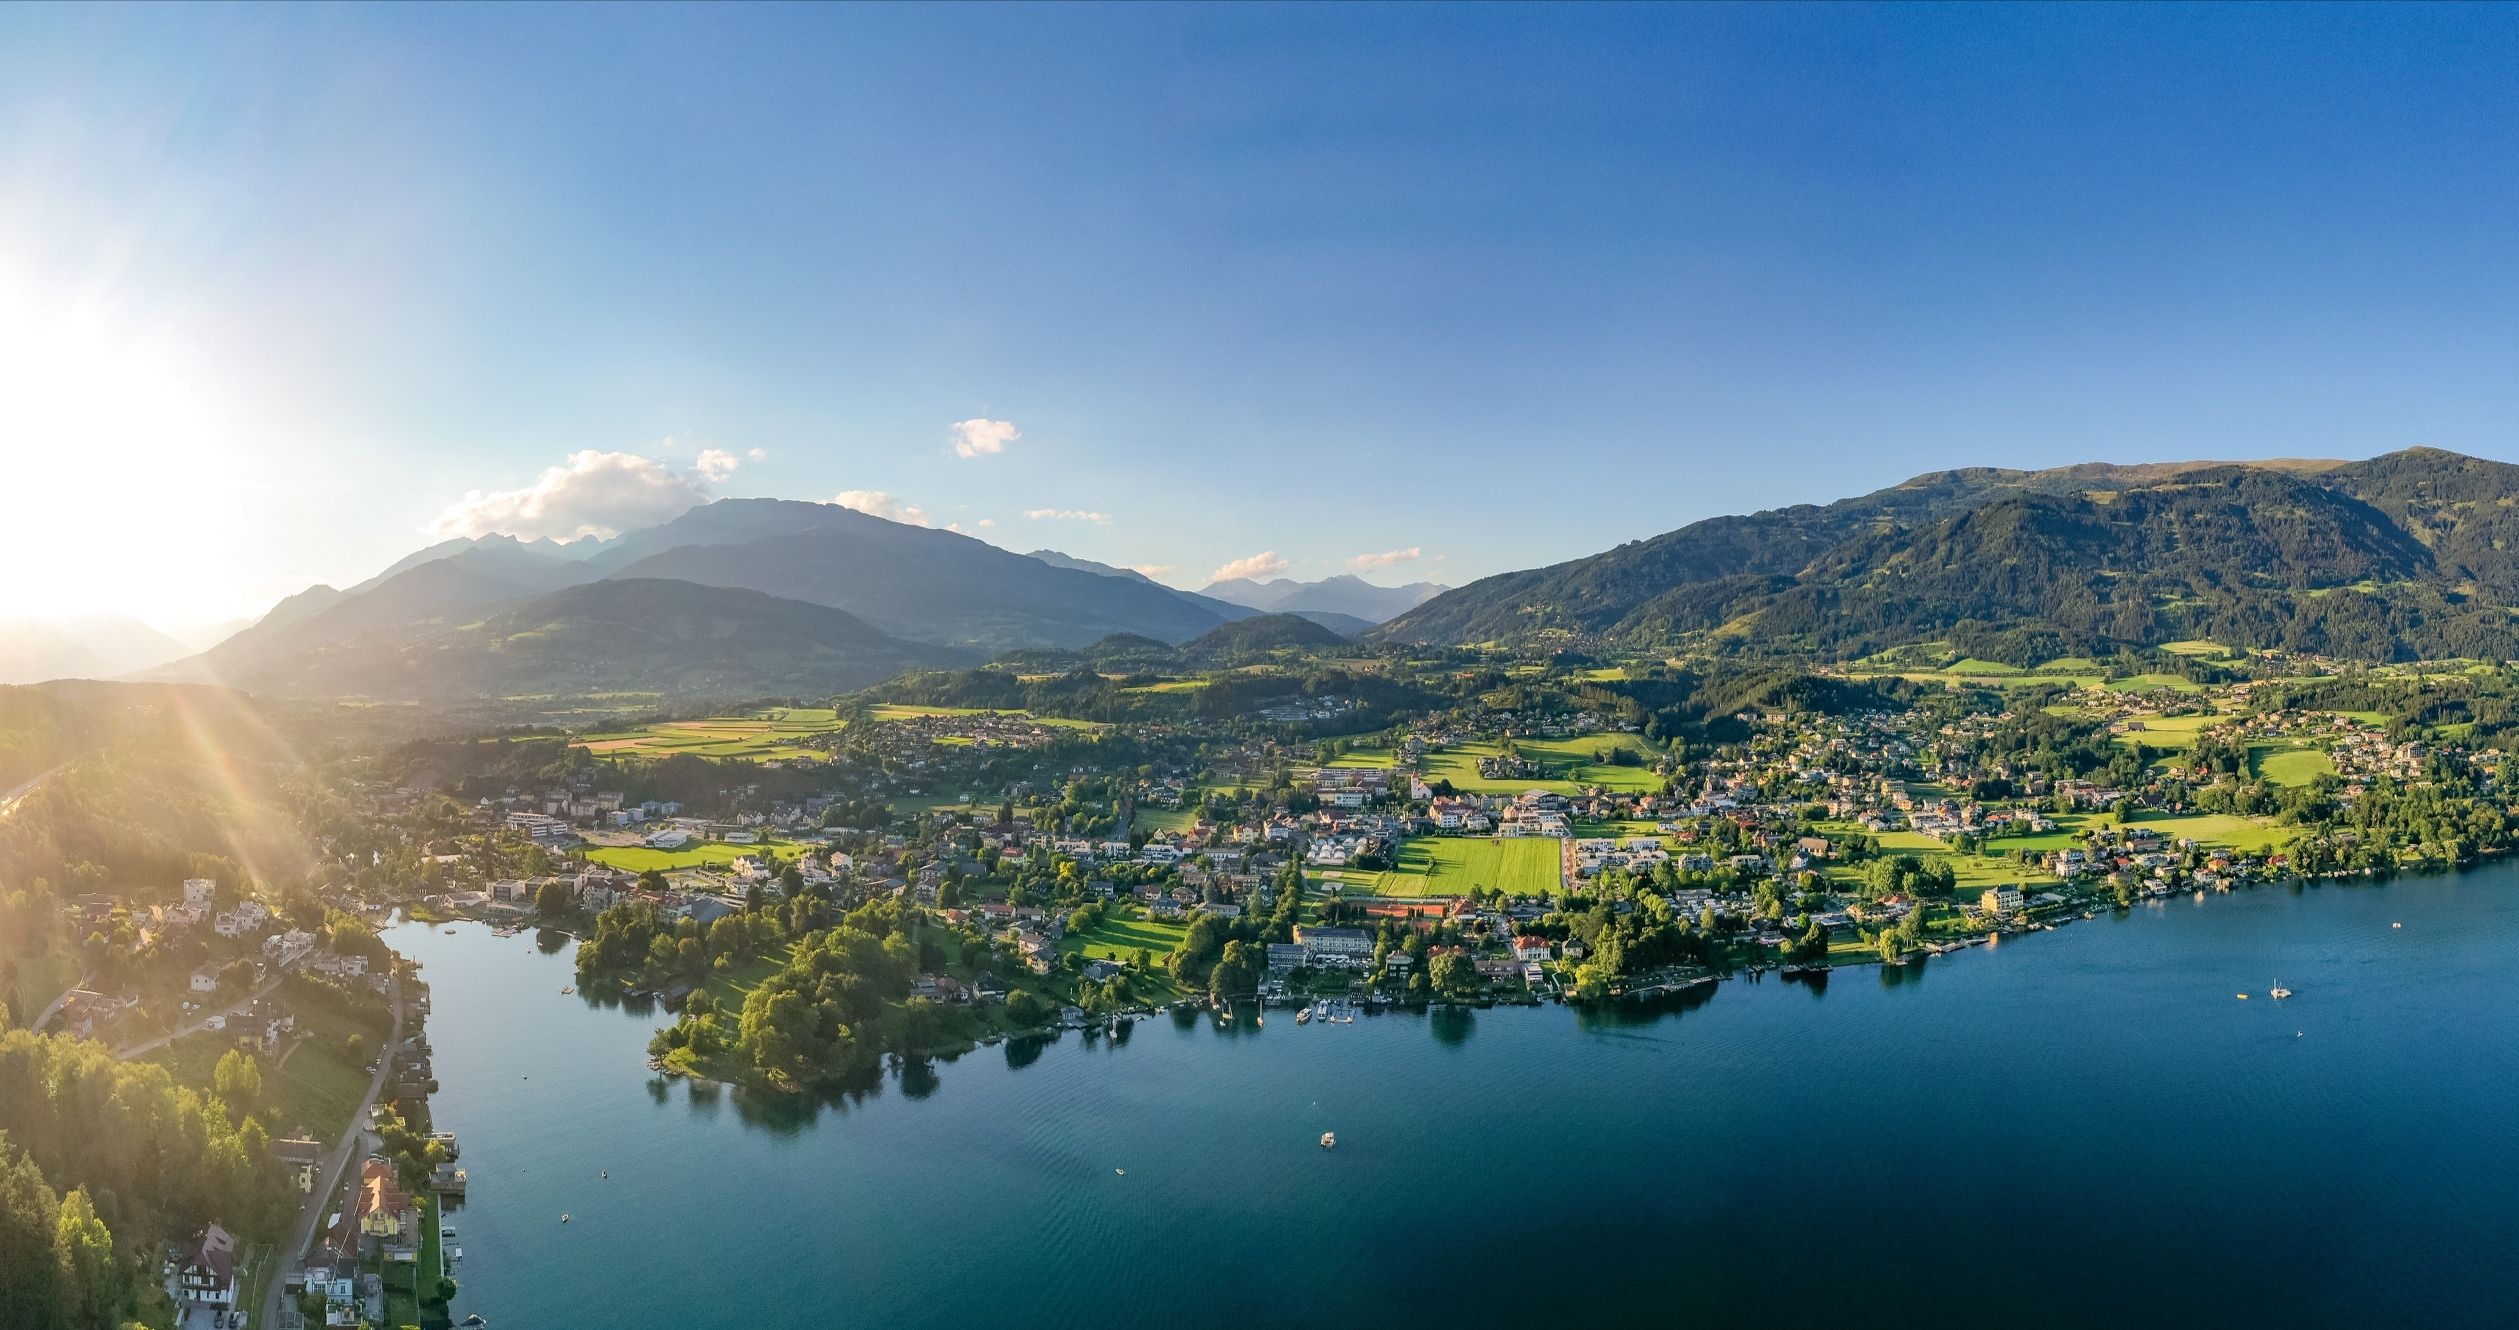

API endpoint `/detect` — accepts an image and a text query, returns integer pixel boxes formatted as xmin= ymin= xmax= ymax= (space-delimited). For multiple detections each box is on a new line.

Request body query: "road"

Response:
xmin=111 ymin=974 xmax=286 ymax=1060
xmin=259 ymin=973 xmax=404 ymax=1330
xmin=0 ymin=762 xmax=65 ymax=819
xmin=26 ymin=969 xmax=94 ymax=1033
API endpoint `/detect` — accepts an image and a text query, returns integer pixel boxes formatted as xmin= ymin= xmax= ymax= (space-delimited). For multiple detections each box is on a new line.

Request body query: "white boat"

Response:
xmin=1295 ymin=1006 xmax=1312 ymax=1024
xmin=2270 ymin=981 xmax=2293 ymax=999
xmin=1319 ymin=1131 xmax=1336 ymax=1150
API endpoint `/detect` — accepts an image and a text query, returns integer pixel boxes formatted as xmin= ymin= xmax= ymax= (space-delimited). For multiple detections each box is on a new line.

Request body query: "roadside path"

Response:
xmin=111 ymin=975 xmax=284 ymax=1060
xmin=259 ymin=974 xmax=403 ymax=1330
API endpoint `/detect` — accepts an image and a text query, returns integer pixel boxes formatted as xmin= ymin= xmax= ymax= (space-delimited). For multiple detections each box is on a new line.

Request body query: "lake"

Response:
xmin=387 ymin=866 xmax=2519 ymax=1328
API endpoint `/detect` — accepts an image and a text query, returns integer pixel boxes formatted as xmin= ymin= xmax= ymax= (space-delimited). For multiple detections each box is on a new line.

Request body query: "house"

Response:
xmin=1265 ymin=943 xmax=1309 ymax=973
xmin=190 ymin=966 xmax=222 ymax=995
xmin=1979 ymin=886 xmax=2024 ymax=916
xmin=1511 ymin=935 xmax=1553 ymax=962
xmin=273 ymin=1137 xmax=326 ymax=1193
xmin=1294 ymin=925 xmax=1371 ymax=964
xmin=330 ymin=1157 xmax=417 ymax=1263
xmin=182 ymin=877 xmax=216 ymax=912
xmin=174 ymin=1223 xmax=239 ymax=1307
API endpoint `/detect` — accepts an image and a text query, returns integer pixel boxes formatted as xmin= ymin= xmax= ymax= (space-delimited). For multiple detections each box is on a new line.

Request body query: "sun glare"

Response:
xmin=0 ymin=265 xmax=251 ymax=626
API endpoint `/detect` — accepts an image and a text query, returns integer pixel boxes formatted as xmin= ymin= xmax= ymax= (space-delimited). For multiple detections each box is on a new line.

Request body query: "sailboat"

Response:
xmin=2270 ymin=981 xmax=2293 ymax=999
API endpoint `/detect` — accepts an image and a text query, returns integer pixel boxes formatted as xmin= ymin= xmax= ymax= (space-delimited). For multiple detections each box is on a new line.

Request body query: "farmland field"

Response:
xmin=574 ymin=707 xmax=846 ymax=761
xmin=1350 ymin=836 xmax=1561 ymax=897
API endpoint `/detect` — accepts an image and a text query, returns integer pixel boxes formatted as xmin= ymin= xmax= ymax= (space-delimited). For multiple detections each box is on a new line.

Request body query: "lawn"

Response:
xmin=581 ymin=838 xmax=800 ymax=873
xmin=1417 ymin=733 xmax=1663 ymax=796
xmin=1352 ymin=836 xmax=1562 ymax=897
xmin=2251 ymin=745 xmax=2337 ymax=787
xmin=2125 ymin=811 xmax=2303 ymax=854
xmin=1058 ymin=908 xmax=1190 ymax=964
xmin=2105 ymin=673 xmax=2207 ymax=694
xmin=138 ymin=998 xmax=379 ymax=1143
xmin=701 ymin=942 xmax=796 ymax=1009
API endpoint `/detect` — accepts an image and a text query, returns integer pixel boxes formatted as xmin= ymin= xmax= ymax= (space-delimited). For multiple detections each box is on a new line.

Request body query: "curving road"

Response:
xmin=0 ymin=762 xmax=65 ymax=819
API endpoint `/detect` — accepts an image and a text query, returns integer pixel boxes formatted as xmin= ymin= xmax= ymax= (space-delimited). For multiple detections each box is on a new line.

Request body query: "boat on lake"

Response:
xmin=2271 ymin=982 xmax=2294 ymax=999
xmin=1295 ymin=1006 xmax=1312 ymax=1024
xmin=1320 ymin=1131 xmax=1336 ymax=1150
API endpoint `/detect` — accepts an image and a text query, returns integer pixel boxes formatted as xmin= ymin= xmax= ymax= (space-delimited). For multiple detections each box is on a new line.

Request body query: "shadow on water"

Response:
xmin=1429 ymin=1005 xmax=1476 ymax=1048
xmin=1168 ymin=1007 xmax=1203 ymax=1032
xmin=1571 ymin=982 xmax=1719 ymax=1034
xmin=1877 ymin=953 xmax=1928 ymax=990
xmin=1782 ymin=968 xmax=1830 ymax=999
xmin=897 ymin=1055 xmax=940 ymax=1100
xmin=1004 ymin=1032 xmax=1054 ymax=1070
xmin=535 ymin=928 xmax=571 ymax=955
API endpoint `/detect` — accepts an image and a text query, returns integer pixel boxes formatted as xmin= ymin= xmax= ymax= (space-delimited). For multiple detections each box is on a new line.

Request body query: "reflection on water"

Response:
xmin=388 ymin=866 xmax=2519 ymax=1330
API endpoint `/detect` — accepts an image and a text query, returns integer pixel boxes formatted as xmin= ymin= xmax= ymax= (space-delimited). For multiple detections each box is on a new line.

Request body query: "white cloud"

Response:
xmin=950 ymin=417 xmax=1020 ymax=458
xmin=1209 ymin=550 xmax=1289 ymax=583
xmin=694 ymin=448 xmax=742 ymax=482
xmin=1349 ymin=546 xmax=1424 ymax=571
xmin=978 ymin=517 xmax=997 ymax=528
xmin=1024 ymin=507 xmax=1112 ymax=525
xmin=746 ymin=447 xmax=768 ymax=463
xmin=429 ymin=450 xmax=715 ymax=541
xmin=831 ymin=489 xmax=931 ymax=527
xmin=1129 ymin=564 xmax=1175 ymax=579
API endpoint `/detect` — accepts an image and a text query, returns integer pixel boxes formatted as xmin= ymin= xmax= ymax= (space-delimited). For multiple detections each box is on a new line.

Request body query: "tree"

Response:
xmin=1429 ymin=951 xmax=1478 ymax=999
xmin=533 ymin=880 xmax=574 ymax=917
xmin=55 ymin=1187 xmax=119 ymax=1330
xmin=0 ymin=1145 xmax=65 ymax=1330
xmin=213 ymin=1050 xmax=262 ymax=1114
xmin=1004 ymin=990 xmax=1049 ymax=1028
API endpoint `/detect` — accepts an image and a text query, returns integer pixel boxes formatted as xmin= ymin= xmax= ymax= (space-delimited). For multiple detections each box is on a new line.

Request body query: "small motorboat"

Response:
xmin=1320 ymin=1132 xmax=1336 ymax=1150
xmin=560 ymin=1213 xmax=570 ymax=1224
xmin=1295 ymin=1006 xmax=1312 ymax=1024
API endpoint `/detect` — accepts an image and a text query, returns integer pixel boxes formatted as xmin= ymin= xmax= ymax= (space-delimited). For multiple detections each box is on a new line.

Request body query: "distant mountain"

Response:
xmin=0 ymin=615 xmax=193 ymax=684
xmin=1184 ymin=612 xmax=1350 ymax=660
xmin=604 ymin=500 xmax=1230 ymax=648
xmin=173 ymin=498 xmax=1242 ymax=701
xmin=1026 ymin=550 xmax=1257 ymax=622
xmin=1286 ymin=609 xmax=1377 ymax=636
xmin=177 ymin=578 xmax=969 ymax=702
xmin=1199 ymin=573 xmax=1448 ymax=624
xmin=1376 ymin=448 xmax=2519 ymax=662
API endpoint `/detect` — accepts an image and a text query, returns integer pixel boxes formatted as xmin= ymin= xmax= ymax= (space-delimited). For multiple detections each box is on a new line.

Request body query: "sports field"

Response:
xmin=1342 ymin=836 xmax=1562 ymax=897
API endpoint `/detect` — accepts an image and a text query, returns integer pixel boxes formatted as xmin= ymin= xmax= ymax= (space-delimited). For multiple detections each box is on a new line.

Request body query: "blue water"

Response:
xmin=390 ymin=867 xmax=2519 ymax=1328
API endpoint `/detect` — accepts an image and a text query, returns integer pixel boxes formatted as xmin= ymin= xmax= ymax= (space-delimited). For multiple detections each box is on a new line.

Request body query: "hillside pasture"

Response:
xmin=1419 ymin=733 xmax=1662 ymax=796
xmin=574 ymin=707 xmax=846 ymax=761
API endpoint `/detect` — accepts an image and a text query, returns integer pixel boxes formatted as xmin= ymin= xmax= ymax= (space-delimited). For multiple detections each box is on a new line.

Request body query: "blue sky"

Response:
xmin=2 ymin=3 xmax=2515 ymax=627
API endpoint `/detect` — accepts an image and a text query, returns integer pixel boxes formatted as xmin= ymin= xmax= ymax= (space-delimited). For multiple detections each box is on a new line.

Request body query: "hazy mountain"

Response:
xmin=1376 ymin=448 xmax=2519 ymax=662
xmin=1286 ymin=609 xmax=1376 ymax=636
xmin=604 ymin=500 xmax=1230 ymax=648
xmin=1199 ymin=573 xmax=1449 ymax=624
xmin=0 ymin=615 xmax=194 ymax=684
xmin=179 ymin=578 xmax=969 ymax=702
xmin=1026 ymin=549 xmax=1258 ymax=621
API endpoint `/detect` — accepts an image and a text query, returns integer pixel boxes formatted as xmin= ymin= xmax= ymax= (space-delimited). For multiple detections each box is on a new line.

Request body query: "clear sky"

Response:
xmin=3 ymin=3 xmax=2516 ymax=631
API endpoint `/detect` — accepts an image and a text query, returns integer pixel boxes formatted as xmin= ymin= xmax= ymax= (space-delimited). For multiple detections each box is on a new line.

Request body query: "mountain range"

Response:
xmin=1200 ymin=573 xmax=1448 ymax=625
xmin=0 ymin=615 xmax=195 ymax=686
xmin=157 ymin=501 xmax=1433 ymax=703
xmin=1375 ymin=447 xmax=2519 ymax=662
xmin=140 ymin=446 xmax=2519 ymax=706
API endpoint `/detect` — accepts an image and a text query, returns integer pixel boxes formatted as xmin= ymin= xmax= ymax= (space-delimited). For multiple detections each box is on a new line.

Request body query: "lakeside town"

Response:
xmin=7 ymin=638 xmax=2517 ymax=1328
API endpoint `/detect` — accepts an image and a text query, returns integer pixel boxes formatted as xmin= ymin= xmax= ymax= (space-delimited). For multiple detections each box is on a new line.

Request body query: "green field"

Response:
xmin=581 ymin=839 xmax=799 ymax=873
xmin=575 ymin=707 xmax=847 ymax=761
xmin=1058 ymin=907 xmax=1190 ymax=964
xmin=2127 ymin=811 xmax=2303 ymax=854
xmin=10 ymin=950 xmax=78 ymax=1025
xmin=140 ymin=999 xmax=381 ymax=1143
xmin=2251 ymin=745 xmax=2337 ymax=787
xmin=2105 ymin=673 xmax=2207 ymax=694
xmin=1417 ymin=733 xmax=1662 ymax=796
xmin=1349 ymin=836 xmax=1562 ymax=897
xmin=2114 ymin=711 xmax=2227 ymax=750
